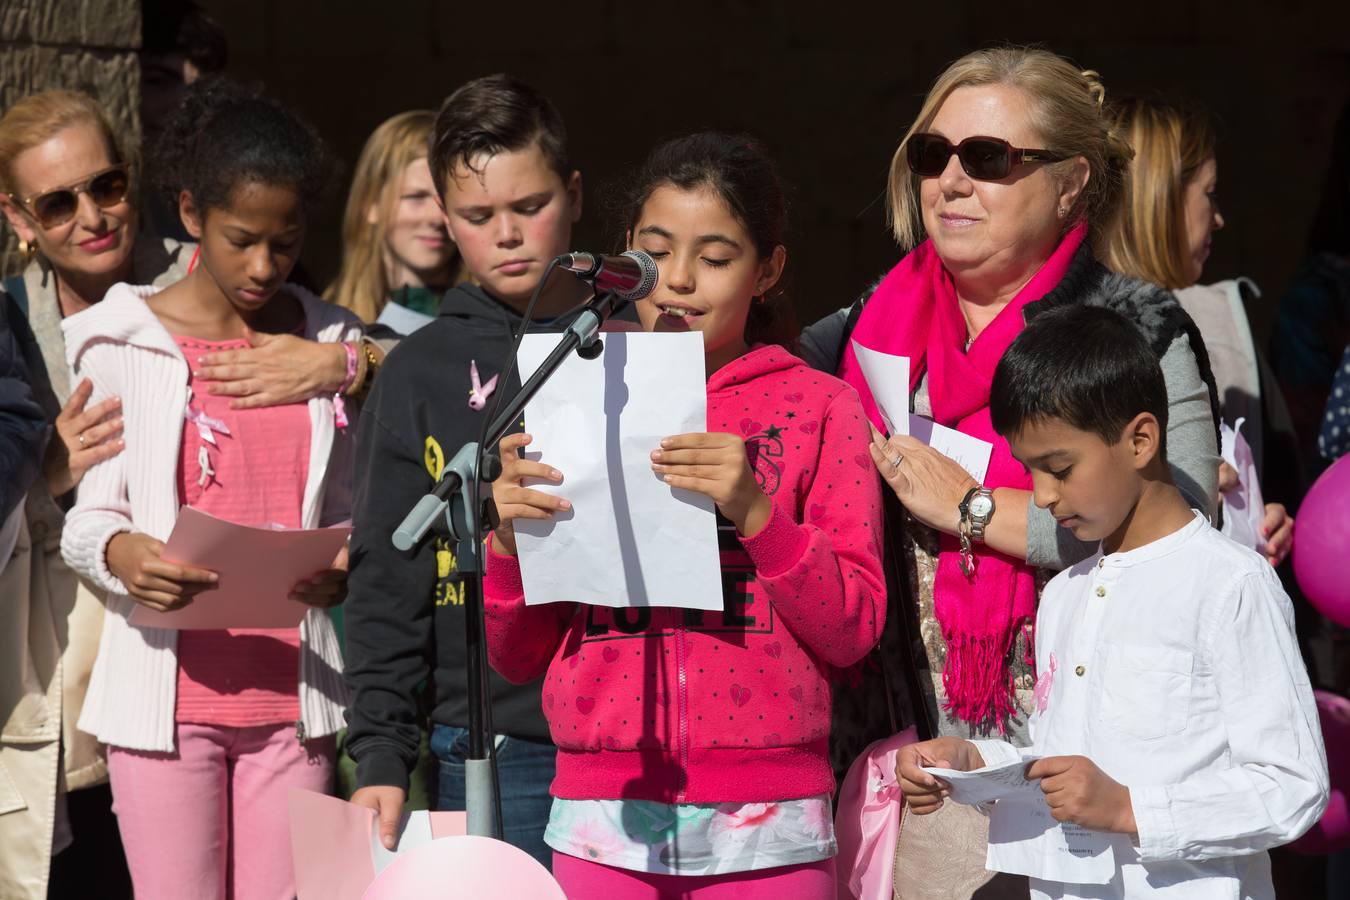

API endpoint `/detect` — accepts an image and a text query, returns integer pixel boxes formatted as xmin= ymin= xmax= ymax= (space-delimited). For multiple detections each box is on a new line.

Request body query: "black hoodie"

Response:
xmin=345 ymin=282 xmax=567 ymax=791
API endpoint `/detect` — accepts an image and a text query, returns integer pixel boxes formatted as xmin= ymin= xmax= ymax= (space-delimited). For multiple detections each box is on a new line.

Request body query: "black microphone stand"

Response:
xmin=391 ymin=286 xmax=625 ymax=839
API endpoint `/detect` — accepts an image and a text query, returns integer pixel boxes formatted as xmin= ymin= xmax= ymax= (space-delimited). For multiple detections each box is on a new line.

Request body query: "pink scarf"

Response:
xmin=839 ymin=222 xmax=1088 ymax=731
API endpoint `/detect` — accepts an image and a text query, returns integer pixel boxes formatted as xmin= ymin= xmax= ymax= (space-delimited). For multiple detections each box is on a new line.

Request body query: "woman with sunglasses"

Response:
xmin=0 ymin=89 xmax=356 ymax=899
xmin=801 ymin=48 xmax=1220 ymax=898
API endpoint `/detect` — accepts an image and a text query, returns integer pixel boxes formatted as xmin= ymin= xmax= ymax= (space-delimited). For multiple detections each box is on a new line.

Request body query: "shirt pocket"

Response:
xmin=1097 ymin=645 xmax=1194 ymax=741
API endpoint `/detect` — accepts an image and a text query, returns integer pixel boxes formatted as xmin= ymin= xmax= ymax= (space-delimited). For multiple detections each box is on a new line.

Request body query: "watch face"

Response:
xmin=970 ymin=495 xmax=994 ymax=518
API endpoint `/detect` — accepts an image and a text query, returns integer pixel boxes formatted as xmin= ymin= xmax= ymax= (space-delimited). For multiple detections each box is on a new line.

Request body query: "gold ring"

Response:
xmin=78 ymin=433 xmax=86 ymax=447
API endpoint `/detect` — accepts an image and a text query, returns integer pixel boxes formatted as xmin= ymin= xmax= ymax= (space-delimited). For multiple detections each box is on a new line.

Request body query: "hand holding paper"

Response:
xmin=107 ymin=531 xmax=218 ymax=612
xmin=511 ymin=332 xmax=723 ymax=611
xmin=125 ymin=508 xmax=351 ymax=629
xmin=491 ymin=430 xmax=572 ymax=556
xmin=650 ymin=431 xmax=772 ymax=537
xmin=895 ymin=736 xmax=988 ymax=814
xmin=288 ymin=790 xmax=465 ymax=900
xmin=1024 ymin=755 xmax=1136 ymax=835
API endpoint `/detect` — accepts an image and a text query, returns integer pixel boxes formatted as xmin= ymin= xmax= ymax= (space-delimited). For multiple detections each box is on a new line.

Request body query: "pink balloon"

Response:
xmin=1293 ymin=455 xmax=1350 ymax=627
xmin=362 ymin=836 xmax=566 ymax=899
xmin=1290 ymin=691 xmax=1350 ymax=855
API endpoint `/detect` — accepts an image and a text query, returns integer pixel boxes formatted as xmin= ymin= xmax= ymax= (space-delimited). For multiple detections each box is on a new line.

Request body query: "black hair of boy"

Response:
xmin=153 ymin=76 xmax=332 ymax=216
xmin=990 ymin=304 xmax=1169 ymax=456
xmin=427 ymin=74 xmax=570 ymax=198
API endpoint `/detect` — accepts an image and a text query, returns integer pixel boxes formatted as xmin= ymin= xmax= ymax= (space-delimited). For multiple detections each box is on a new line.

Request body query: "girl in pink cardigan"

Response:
xmin=60 ymin=82 xmax=360 ymax=900
xmin=484 ymin=133 xmax=886 ymax=898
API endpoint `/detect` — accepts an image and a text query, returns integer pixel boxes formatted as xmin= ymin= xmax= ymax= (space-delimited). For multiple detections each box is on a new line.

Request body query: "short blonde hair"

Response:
xmin=0 ymin=89 xmax=126 ymax=196
xmin=326 ymin=110 xmax=462 ymax=322
xmin=887 ymin=47 xmax=1133 ymax=252
xmin=1102 ymin=97 xmax=1216 ymax=290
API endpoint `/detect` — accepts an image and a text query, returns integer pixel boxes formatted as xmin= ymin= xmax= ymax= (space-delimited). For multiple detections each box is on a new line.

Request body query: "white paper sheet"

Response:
xmin=922 ymin=756 xmax=1043 ymax=806
xmin=987 ymin=796 xmax=1117 ymax=884
xmin=909 ymin=415 xmax=994 ymax=484
xmin=1219 ymin=418 xmax=1265 ymax=553
xmin=514 ymin=331 xmax=723 ymax=610
xmin=850 ymin=341 xmax=910 ymax=436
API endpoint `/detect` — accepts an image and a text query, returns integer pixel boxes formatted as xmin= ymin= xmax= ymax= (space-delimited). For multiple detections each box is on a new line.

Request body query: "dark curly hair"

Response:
xmin=620 ymin=132 xmax=796 ymax=347
xmin=153 ymin=76 xmax=331 ymax=217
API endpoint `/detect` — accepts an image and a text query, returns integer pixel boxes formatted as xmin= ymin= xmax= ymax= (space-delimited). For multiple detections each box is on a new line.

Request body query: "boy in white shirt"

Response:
xmin=895 ymin=304 xmax=1329 ymax=899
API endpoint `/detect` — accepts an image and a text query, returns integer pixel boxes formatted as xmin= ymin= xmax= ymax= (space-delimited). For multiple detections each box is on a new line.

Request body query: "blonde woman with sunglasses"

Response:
xmin=796 ymin=48 xmax=1223 ymax=899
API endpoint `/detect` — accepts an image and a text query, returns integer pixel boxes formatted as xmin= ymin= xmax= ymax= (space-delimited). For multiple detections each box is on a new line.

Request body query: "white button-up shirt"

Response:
xmin=974 ymin=513 xmax=1328 ymax=899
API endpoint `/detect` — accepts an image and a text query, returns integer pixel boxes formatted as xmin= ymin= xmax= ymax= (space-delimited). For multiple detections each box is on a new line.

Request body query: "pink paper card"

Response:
xmin=128 ymin=507 xmax=349 ymax=630
xmin=289 ymin=790 xmax=467 ymax=900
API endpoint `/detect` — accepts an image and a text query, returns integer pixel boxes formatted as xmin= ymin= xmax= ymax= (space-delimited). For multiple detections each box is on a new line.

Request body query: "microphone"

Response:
xmin=558 ymin=250 xmax=658 ymax=301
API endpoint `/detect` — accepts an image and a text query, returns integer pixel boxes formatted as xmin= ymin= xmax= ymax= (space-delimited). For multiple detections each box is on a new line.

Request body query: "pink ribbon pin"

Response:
xmin=468 ymin=360 xmax=498 ymax=411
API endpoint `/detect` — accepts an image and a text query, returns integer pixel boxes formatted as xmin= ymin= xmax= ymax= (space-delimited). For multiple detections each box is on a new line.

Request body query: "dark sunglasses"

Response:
xmin=906 ymin=133 xmax=1066 ymax=181
xmin=8 ymin=164 xmax=131 ymax=229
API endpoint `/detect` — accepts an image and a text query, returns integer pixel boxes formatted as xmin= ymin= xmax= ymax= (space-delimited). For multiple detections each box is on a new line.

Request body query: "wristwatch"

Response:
xmin=960 ymin=486 xmax=996 ymax=542
xmin=957 ymin=486 xmax=995 ymax=578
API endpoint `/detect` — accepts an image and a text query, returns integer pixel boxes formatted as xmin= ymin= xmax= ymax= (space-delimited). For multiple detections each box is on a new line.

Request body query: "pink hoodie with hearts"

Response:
xmin=484 ymin=344 xmax=885 ymax=805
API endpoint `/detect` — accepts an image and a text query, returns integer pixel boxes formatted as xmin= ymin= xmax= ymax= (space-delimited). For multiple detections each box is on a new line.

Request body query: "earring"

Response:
xmin=17 ymin=238 xmax=35 ymax=260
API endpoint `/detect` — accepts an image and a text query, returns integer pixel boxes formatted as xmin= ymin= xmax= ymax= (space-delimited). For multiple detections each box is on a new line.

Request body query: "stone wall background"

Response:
xmin=0 ymin=0 xmax=142 ymax=275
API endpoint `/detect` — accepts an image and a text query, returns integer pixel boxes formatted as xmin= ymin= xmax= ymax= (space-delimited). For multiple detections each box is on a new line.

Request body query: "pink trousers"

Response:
xmin=552 ymin=852 xmax=837 ymax=899
xmin=107 ymin=721 xmax=334 ymax=900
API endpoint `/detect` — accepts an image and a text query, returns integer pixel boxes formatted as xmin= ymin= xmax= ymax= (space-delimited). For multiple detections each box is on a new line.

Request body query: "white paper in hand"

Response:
xmin=922 ymin=756 xmax=1044 ymax=806
xmin=1219 ymin=418 xmax=1265 ymax=553
xmin=987 ymin=795 xmax=1117 ymax=885
xmin=514 ymin=332 xmax=723 ymax=611
xmin=850 ymin=340 xmax=910 ymax=436
xmin=909 ymin=415 xmax=993 ymax=484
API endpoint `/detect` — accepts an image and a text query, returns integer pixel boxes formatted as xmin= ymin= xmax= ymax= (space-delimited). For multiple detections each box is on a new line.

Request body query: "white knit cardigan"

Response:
xmin=60 ymin=283 xmax=362 ymax=752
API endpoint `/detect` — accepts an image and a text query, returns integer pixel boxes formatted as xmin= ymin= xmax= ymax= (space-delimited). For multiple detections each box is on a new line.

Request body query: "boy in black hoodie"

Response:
xmin=345 ymin=74 xmax=585 ymax=866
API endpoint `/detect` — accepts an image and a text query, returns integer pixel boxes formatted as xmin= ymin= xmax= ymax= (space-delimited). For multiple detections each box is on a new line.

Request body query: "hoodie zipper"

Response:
xmin=674 ymin=624 xmax=690 ymax=803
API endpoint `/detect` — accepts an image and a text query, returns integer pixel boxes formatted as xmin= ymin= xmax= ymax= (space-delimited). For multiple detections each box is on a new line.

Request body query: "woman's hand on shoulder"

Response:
xmin=651 ymin=432 xmax=771 ymax=537
xmin=869 ymin=427 xmax=977 ymax=534
xmin=490 ymin=432 xmax=570 ymax=556
xmin=105 ymin=532 xmax=217 ymax=611
xmin=194 ymin=331 xmax=349 ymax=409
xmin=45 ymin=377 xmax=124 ymax=496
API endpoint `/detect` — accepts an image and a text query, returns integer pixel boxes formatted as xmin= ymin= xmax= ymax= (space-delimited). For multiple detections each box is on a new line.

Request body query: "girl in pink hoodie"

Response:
xmin=484 ymin=133 xmax=885 ymax=898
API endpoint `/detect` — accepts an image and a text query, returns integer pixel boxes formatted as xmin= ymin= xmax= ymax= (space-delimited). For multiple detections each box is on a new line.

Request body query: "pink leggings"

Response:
xmin=107 ymin=721 xmax=334 ymax=900
xmin=552 ymin=852 xmax=837 ymax=899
